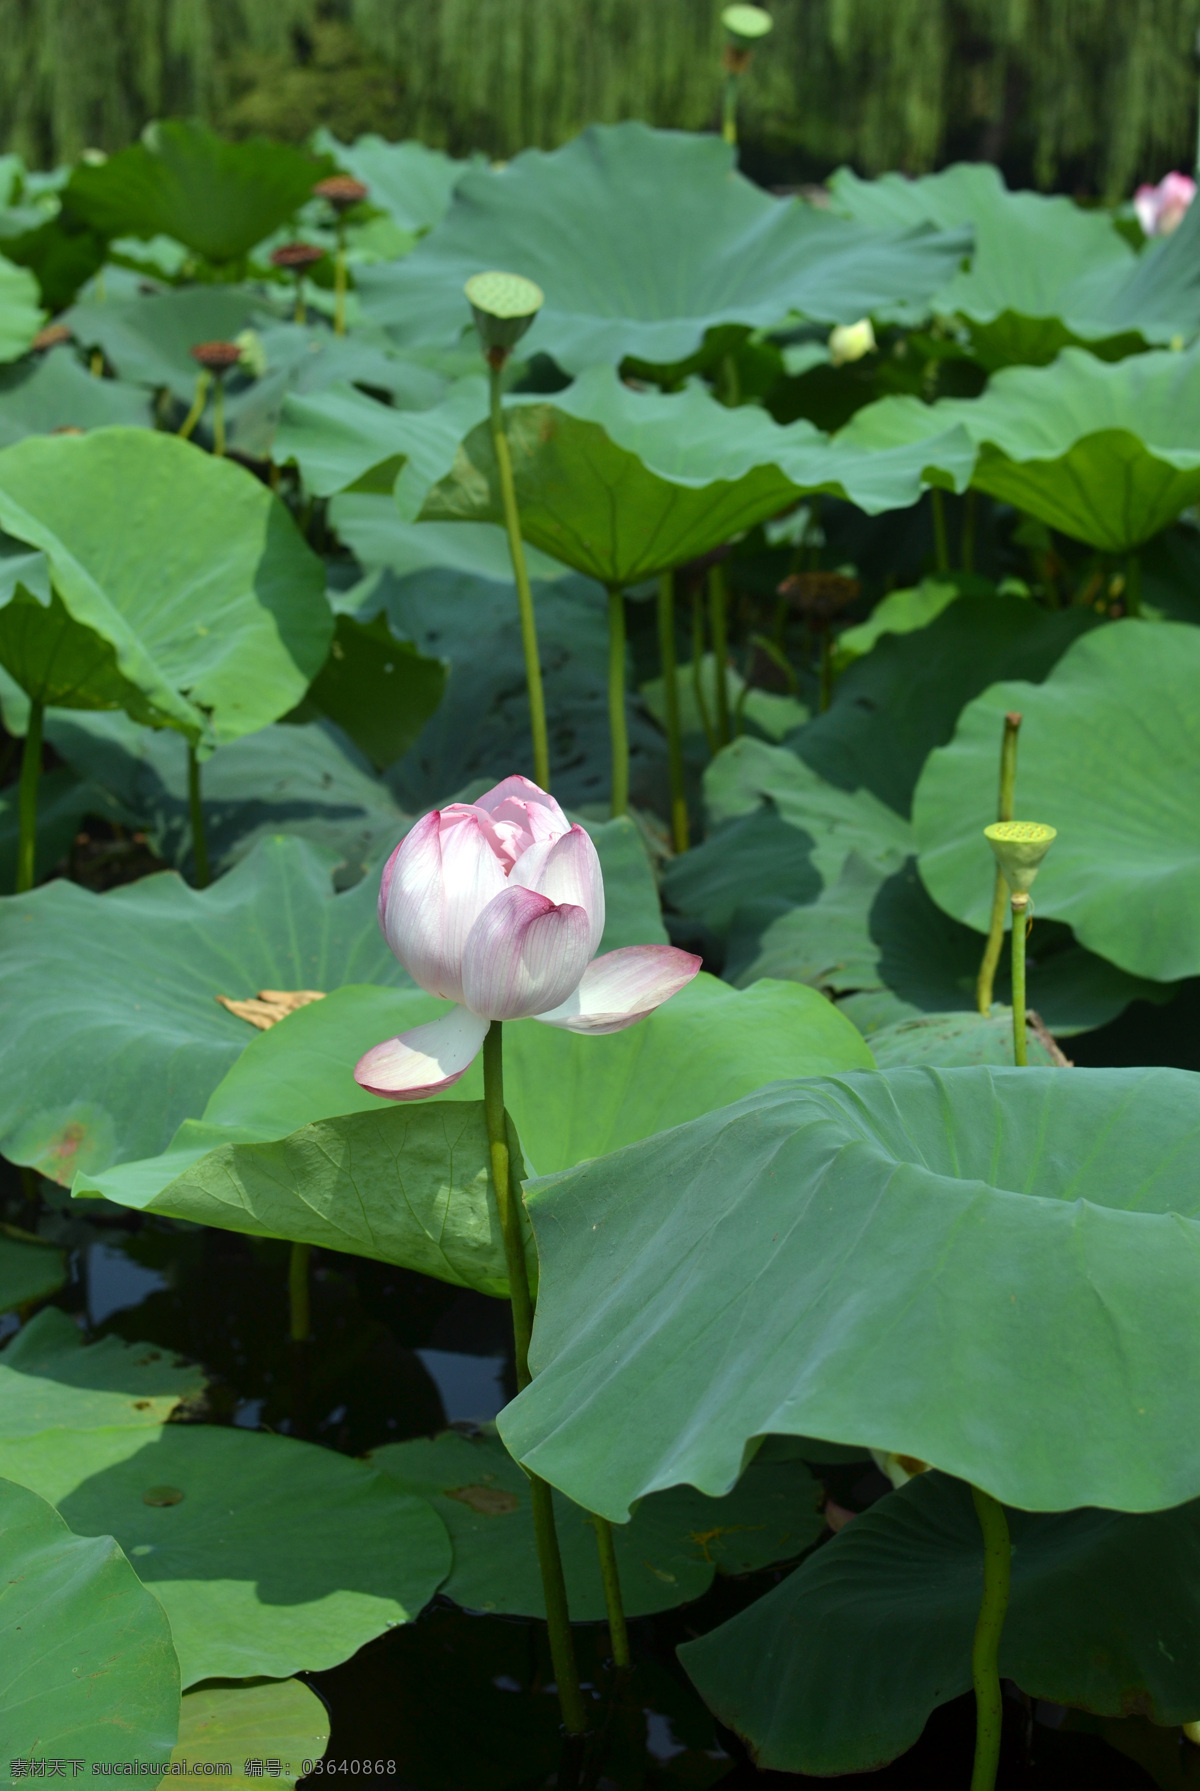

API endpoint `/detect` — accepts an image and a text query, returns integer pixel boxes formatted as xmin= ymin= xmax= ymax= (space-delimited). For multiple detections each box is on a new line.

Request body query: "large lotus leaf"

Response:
xmin=0 ymin=834 xmax=412 ymax=1181
xmin=0 ymin=1424 xmax=450 ymax=1687
xmin=914 ymin=620 xmax=1200 ymax=982
xmin=300 ymin=613 xmax=447 ymax=771
xmin=373 ymin=1429 xmax=823 ymax=1619
xmin=410 ymin=365 xmax=973 ymax=584
xmin=0 ymin=1235 xmax=66 ymax=1314
xmin=830 ymin=162 xmax=1138 ymax=368
xmin=680 ymin=1471 xmax=1200 ymax=1775
xmin=864 ymin=1009 xmax=1066 ymax=1067
xmin=0 ymin=429 xmax=331 ymax=745
xmin=46 ymin=711 xmax=410 ymax=881
xmin=0 ymin=252 xmax=42 ymax=362
xmin=499 ymin=1065 xmax=1200 ymax=1519
xmin=356 ymin=122 xmax=972 ymax=371
xmin=0 ymin=1476 xmax=179 ymax=1766
xmin=75 ymin=971 xmax=872 ymax=1217
xmin=63 ymin=123 xmax=334 ymax=264
xmin=64 ymin=287 xmax=267 ymax=404
xmin=275 ymin=375 xmax=488 ymax=500
xmin=313 ymin=130 xmax=480 ymax=235
xmin=832 ymin=575 xmax=964 ymax=671
xmin=328 ymin=499 xmax=570 ymax=584
xmin=1072 ymin=188 xmax=1200 ymax=349
xmin=840 ymin=345 xmax=1200 ymax=551
xmin=0 ymin=1306 xmax=203 ymax=1438
xmin=172 ymin=1679 xmax=329 ymax=1786
xmin=0 ymin=346 xmax=152 ymax=445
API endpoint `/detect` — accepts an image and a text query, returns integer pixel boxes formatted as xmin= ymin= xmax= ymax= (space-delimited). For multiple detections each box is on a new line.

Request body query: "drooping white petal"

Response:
xmin=532 ymin=945 xmax=701 ymax=1033
xmin=354 ymin=1006 xmax=490 ymax=1101
xmin=509 ymin=825 xmax=605 ymax=956
xmin=380 ymin=810 xmax=507 ymax=1002
xmin=461 ymin=884 xmax=593 ymax=1021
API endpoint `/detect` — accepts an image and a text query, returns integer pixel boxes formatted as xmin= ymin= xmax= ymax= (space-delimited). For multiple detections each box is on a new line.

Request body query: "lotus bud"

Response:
xmin=234 ymin=329 xmax=267 ymax=380
xmin=465 ymin=271 xmax=545 ymax=365
xmin=828 ymin=318 xmax=876 ymax=367
xmin=984 ymin=821 xmax=1056 ymax=900
xmin=1133 ymin=171 xmax=1196 ymax=238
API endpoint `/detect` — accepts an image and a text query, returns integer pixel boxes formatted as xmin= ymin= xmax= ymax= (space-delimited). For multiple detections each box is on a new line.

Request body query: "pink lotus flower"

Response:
xmin=1134 ymin=171 xmax=1196 ymax=237
xmin=355 ymin=775 xmax=701 ymax=1100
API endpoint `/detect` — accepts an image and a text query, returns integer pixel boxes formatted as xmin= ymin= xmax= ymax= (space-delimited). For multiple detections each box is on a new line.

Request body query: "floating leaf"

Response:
xmin=0 ymin=346 xmax=152 ymax=446
xmin=357 ymin=122 xmax=971 ymax=371
xmin=0 ymin=1234 xmax=65 ymax=1315
xmin=0 ymin=1423 xmax=450 ymax=1686
xmin=680 ymin=1471 xmax=1200 ymax=1774
xmin=865 ymin=1008 xmax=1068 ymax=1067
xmin=0 ymin=251 xmax=42 ymax=363
xmin=172 ymin=1678 xmax=330 ymax=1786
xmin=499 ymin=1065 xmax=1200 ymax=1518
xmin=0 ymin=1306 xmax=203 ymax=1437
xmin=0 ymin=1474 xmax=179 ymax=1767
xmin=373 ymin=1429 xmax=824 ymax=1618
xmin=914 ymin=619 xmax=1200 ymax=981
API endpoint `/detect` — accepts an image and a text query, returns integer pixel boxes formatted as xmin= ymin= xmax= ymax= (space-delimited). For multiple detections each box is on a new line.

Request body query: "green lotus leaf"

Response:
xmin=679 ymin=1472 xmax=1200 ymax=1774
xmin=830 ymin=161 xmax=1139 ymax=368
xmin=74 ymin=972 xmax=873 ymax=1228
xmin=411 ymin=365 xmax=975 ymax=583
xmin=0 ymin=428 xmax=331 ymax=745
xmin=0 ymin=1307 xmax=203 ymax=1438
xmin=641 ymin=653 xmax=808 ymax=744
xmin=0 ymin=346 xmax=152 ymax=445
xmin=62 ymin=288 xmax=264 ymax=403
xmin=865 ymin=1008 xmax=1065 ymax=1067
xmin=45 ymin=711 xmax=410 ymax=881
xmin=0 ymin=1235 xmax=65 ymax=1315
xmin=0 ymin=834 xmax=412 ymax=1181
xmin=312 ymin=130 xmax=482 ymax=236
xmin=274 ymin=376 xmax=480 ymax=498
xmin=498 ymin=1065 xmax=1200 ymax=1519
xmin=0 ymin=251 xmax=42 ymax=362
xmin=299 ymin=613 xmax=447 ymax=771
xmin=0 ymin=1475 xmax=179 ymax=1767
xmin=0 ymin=1423 xmax=451 ymax=1686
xmin=63 ymin=122 xmax=335 ymax=265
xmin=373 ymin=1429 xmax=823 ymax=1619
xmin=840 ymin=344 xmax=1200 ymax=551
xmin=356 ymin=122 xmax=972 ymax=371
xmin=914 ymin=620 xmax=1200 ymax=981
xmin=831 ymin=575 xmax=967 ymax=671
xmin=172 ymin=1679 xmax=330 ymax=1786
xmin=328 ymin=500 xmax=570 ymax=584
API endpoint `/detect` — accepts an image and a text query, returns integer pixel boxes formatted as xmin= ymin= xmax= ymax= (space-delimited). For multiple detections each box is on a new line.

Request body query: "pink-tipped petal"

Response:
xmin=509 ymin=825 xmax=605 ymax=956
xmin=468 ymin=776 xmax=570 ymax=869
xmin=354 ymin=1006 xmax=490 ymax=1101
xmin=532 ymin=945 xmax=702 ymax=1034
xmin=380 ymin=809 xmax=507 ymax=1002
xmin=461 ymin=884 xmax=593 ymax=1021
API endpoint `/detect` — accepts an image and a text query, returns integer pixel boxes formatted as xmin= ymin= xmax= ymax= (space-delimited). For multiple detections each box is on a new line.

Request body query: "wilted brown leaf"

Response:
xmin=215 ymin=989 xmax=326 ymax=1031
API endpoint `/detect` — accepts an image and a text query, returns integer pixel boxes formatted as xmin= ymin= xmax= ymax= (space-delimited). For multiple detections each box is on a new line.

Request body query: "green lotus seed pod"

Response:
xmin=984 ymin=820 xmax=1057 ymax=896
xmin=464 ymin=271 xmax=545 ymax=354
xmin=722 ymin=4 xmax=773 ymax=47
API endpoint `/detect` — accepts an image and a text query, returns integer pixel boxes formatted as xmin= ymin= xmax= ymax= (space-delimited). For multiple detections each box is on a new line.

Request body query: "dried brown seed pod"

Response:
xmin=777 ymin=570 xmax=861 ymax=626
xmin=270 ymin=241 xmax=326 ymax=271
xmin=189 ymin=340 xmax=242 ymax=371
xmin=31 ymin=322 xmax=72 ymax=351
xmin=313 ymin=175 xmax=368 ymax=211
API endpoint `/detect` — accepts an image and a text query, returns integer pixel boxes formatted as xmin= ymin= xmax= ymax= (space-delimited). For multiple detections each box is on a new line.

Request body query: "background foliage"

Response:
xmin=2 ymin=0 xmax=1199 ymax=196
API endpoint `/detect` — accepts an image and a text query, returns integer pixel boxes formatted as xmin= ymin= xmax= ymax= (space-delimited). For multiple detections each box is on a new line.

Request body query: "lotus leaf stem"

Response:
xmin=1125 ymin=551 xmax=1142 ymax=618
xmin=294 ymin=274 xmax=306 ymax=325
xmin=969 ymin=1485 xmax=1011 ymax=1791
xmin=187 ymin=744 xmax=211 ymax=889
xmin=15 ymin=696 xmax=44 ymax=894
xmin=976 ymin=712 xmax=1022 ymax=1014
xmin=931 ymin=487 xmax=950 ymax=573
xmin=691 ymin=592 xmax=718 ymax=754
xmin=488 ymin=364 xmax=551 ymax=791
xmin=591 ymin=1514 xmax=631 ymax=1670
xmin=1010 ymin=893 xmax=1028 ymax=1066
xmin=721 ymin=73 xmax=740 ymax=146
xmin=212 ymin=374 xmax=226 ymax=459
xmin=819 ymin=630 xmax=834 ymax=714
xmin=608 ymin=588 xmax=630 ymax=817
xmin=289 ymin=1241 xmax=311 ymax=1343
xmin=708 ymin=565 xmax=732 ymax=746
xmin=334 ymin=222 xmax=348 ymax=337
xmin=962 ymin=489 xmax=977 ymax=574
xmin=482 ymin=1022 xmax=587 ymax=1738
xmin=656 ymin=573 xmax=689 ymax=852
xmin=177 ymin=371 xmax=211 ymax=442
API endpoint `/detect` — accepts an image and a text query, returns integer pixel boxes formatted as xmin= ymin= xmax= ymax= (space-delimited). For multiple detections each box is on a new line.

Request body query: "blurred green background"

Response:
xmin=3 ymin=0 xmax=1198 ymax=198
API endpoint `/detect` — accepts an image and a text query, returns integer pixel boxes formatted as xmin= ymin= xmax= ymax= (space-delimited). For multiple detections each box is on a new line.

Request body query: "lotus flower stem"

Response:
xmin=334 ymin=223 xmax=348 ymax=337
xmin=488 ymin=365 xmax=551 ymax=791
xmin=962 ymin=490 xmax=977 ymax=574
xmin=482 ymin=1021 xmax=587 ymax=1736
xmin=975 ymin=711 xmax=1022 ymax=1014
xmin=288 ymin=1241 xmax=311 ymax=1342
xmin=211 ymin=374 xmax=226 ymax=459
xmin=721 ymin=72 xmax=741 ymax=146
xmin=591 ymin=1514 xmax=631 ymax=1670
xmin=969 ymin=1485 xmax=1011 ymax=1791
xmin=657 ymin=572 xmax=689 ymax=852
xmin=691 ymin=593 xmax=718 ymax=754
xmin=177 ymin=371 xmax=211 ymax=442
xmin=15 ymin=697 xmax=44 ymax=894
xmin=1010 ymin=895 xmax=1028 ymax=1066
xmin=708 ymin=565 xmax=732 ymax=746
xmin=187 ymin=744 xmax=211 ymax=889
xmin=608 ymin=588 xmax=630 ymax=817
xmin=931 ymin=488 xmax=950 ymax=573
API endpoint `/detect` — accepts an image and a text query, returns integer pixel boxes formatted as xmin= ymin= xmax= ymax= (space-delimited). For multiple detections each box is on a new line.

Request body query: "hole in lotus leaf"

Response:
xmin=142 ymin=1484 xmax=185 ymax=1507
xmin=215 ymin=990 xmax=326 ymax=1031
xmin=445 ymin=1484 xmax=520 ymax=1516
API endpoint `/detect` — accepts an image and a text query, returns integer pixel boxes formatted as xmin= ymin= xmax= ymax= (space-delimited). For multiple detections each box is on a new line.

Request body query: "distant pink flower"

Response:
xmin=1134 ymin=171 xmax=1196 ymax=237
xmin=355 ymin=775 xmax=701 ymax=1100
